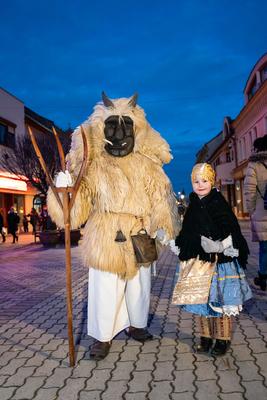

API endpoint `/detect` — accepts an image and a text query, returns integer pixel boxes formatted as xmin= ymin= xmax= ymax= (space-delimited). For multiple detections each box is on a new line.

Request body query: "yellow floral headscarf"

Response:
xmin=191 ymin=163 xmax=216 ymax=186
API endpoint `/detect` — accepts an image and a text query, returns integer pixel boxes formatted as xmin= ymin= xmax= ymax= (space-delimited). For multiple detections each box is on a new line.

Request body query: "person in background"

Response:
xmin=29 ymin=208 xmax=39 ymax=233
xmin=172 ymin=163 xmax=252 ymax=356
xmin=7 ymin=206 xmax=20 ymax=243
xmin=0 ymin=208 xmax=6 ymax=243
xmin=40 ymin=207 xmax=48 ymax=231
xmin=244 ymin=134 xmax=267 ymax=291
xmin=23 ymin=215 xmax=29 ymax=233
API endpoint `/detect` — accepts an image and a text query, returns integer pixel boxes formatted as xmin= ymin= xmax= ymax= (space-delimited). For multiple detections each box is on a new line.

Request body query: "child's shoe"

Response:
xmin=211 ymin=339 xmax=230 ymax=356
xmin=196 ymin=336 xmax=213 ymax=353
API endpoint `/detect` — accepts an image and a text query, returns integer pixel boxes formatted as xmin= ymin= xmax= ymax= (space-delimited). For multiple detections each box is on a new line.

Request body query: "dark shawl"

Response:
xmin=175 ymin=188 xmax=249 ymax=268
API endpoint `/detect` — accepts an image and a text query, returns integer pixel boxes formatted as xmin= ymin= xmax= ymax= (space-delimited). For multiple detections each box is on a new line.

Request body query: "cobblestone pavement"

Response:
xmin=0 ymin=222 xmax=266 ymax=400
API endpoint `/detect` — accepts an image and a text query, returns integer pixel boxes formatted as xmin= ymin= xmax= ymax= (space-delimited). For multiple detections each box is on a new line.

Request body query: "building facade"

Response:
xmin=0 ymin=88 xmax=32 ymax=226
xmin=197 ymin=53 xmax=267 ymax=217
xmin=0 ymin=87 xmax=65 ymax=228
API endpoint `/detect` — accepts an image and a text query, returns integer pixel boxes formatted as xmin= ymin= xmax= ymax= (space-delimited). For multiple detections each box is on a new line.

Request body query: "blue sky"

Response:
xmin=1 ymin=0 xmax=267 ymax=192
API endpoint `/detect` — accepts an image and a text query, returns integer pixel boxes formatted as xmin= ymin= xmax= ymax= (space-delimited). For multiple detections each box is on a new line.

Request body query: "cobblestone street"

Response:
xmin=0 ymin=221 xmax=266 ymax=400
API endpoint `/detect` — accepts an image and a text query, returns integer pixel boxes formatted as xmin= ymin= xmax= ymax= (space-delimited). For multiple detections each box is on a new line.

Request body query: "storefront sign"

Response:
xmin=221 ymin=178 xmax=234 ymax=185
xmin=0 ymin=176 xmax=27 ymax=191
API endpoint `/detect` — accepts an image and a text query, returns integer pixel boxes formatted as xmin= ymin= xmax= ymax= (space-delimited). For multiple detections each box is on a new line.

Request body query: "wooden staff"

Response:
xmin=27 ymin=124 xmax=88 ymax=367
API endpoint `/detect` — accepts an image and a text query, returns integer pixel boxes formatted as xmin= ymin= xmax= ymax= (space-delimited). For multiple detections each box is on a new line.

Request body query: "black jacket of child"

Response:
xmin=175 ymin=188 xmax=249 ymax=268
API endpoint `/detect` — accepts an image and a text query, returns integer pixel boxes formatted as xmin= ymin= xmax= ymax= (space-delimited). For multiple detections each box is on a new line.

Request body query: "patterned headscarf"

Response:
xmin=191 ymin=163 xmax=216 ymax=186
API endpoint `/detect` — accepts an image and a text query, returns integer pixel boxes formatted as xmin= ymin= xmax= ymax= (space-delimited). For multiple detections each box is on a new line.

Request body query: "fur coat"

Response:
xmin=244 ymin=151 xmax=267 ymax=241
xmin=175 ymin=189 xmax=249 ymax=268
xmin=47 ymin=97 xmax=179 ymax=279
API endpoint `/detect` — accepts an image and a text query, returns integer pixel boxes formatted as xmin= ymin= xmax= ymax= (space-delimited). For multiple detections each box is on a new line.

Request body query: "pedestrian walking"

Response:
xmin=0 ymin=208 xmax=6 ymax=243
xmin=7 ymin=206 xmax=20 ymax=243
xmin=171 ymin=163 xmax=252 ymax=356
xmin=23 ymin=215 xmax=29 ymax=233
xmin=244 ymin=134 xmax=267 ymax=291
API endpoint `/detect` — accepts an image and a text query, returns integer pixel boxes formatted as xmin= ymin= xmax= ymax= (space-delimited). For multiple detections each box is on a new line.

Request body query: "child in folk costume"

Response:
xmin=172 ymin=163 xmax=252 ymax=356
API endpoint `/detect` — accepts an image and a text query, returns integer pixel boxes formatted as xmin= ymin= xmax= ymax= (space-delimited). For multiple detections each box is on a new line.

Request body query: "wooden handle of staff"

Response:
xmin=69 ymin=125 xmax=89 ymax=210
xmin=52 ymin=124 xmax=89 ymax=211
xmin=28 ymin=122 xmax=89 ymax=368
xmin=62 ymin=191 xmax=75 ymax=367
xmin=52 ymin=126 xmax=66 ymax=172
xmin=27 ymin=125 xmax=63 ymax=211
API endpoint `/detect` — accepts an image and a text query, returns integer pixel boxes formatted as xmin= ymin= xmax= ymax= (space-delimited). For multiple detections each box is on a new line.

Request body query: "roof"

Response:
xmin=24 ymin=107 xmax=65 ymax=135
xmin=196 ymin=131 xmax=223 ymax=162
xmin=244 ymin=52 xmax=267 ymax=94
xmin=0 ymin=86 xmax=24 ymax=104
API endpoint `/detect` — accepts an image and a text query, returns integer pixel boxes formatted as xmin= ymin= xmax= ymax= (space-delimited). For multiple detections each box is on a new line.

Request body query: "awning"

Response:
xmin=0 ymin=172 xmax=27 ymax=192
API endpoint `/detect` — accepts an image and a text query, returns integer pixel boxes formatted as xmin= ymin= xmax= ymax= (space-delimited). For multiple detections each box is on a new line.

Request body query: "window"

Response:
xmin=214 ymin=157 xmax=220 ymax=167
xmin=261 ymin=65 xmax=267 ymax=82
xmin=0 ymin=123 xmax=15 ymax=148
xmin=249 ymin=131 xmax=252 ymax=148
xmin=253 ymin=126 xmax=257 ymax=140
xmin=0 ymin=123 xmax=7 ymax=144
xmin=243 ymin=137 xmax=247 ymax=159
xmin=238 ymin=136 xmax=247 ymax=161
xmin=248 ymin=78 xmax=257 ymax=100
xmin=238 ymin=140 xmax=243 ymax=161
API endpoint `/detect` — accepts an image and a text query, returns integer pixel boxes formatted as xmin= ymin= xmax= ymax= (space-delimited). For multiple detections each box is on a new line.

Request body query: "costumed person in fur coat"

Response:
xmin=47 ymin=93 xmax=179 ymax=360
xmin=244 ymin=134 xmax=267 ymax=291
xmin=171 ymin=163 xmax=252 ymax=356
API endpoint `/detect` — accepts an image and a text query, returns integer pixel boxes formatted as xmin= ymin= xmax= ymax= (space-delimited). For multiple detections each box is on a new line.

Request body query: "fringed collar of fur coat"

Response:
xmin=249 ymin=150 xmax=267 ymax=163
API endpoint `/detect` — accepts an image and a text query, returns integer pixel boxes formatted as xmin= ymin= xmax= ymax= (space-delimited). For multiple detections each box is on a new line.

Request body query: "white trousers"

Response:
xmin=87 ymin=266 xmax=151 ymax=341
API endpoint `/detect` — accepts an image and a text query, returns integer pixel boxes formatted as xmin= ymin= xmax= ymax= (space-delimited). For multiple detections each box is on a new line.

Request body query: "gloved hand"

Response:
xmin=221 ymin=235 xmax=233 ymax=249
xmin=169 ymin=239 xmax=180 ymax=256
xmin=201 ymin=235 xmax=232 ymax=253
xmin=223 ymin=246 xmax=239 ymax=257
xmin=156 ymin=228 xmax=169 ymax=245
xmin=55 ymin=171 xmax=73 ymax=188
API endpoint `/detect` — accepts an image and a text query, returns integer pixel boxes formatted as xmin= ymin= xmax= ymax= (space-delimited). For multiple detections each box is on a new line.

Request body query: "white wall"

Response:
xmin=0 ymin=87 xmax=25 ymax=136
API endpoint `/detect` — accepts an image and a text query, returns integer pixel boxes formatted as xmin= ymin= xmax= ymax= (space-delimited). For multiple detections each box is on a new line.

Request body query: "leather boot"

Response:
xmin=125 ymin=327 xmax=153 ymax=342
xmin=211 ymin=339 xmax=231 ymax=356
xmin=196 ymin=336 xmax=213 ymax=353
xmin=89 ymin=340 xmax=111 ymax=360
xmin=254 ymin=273 xmax=267 ymax=291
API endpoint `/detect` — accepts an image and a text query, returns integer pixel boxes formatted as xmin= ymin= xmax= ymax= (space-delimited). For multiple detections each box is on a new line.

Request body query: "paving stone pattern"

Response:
xmin=0 ymin=222 xmax=266 ymax=399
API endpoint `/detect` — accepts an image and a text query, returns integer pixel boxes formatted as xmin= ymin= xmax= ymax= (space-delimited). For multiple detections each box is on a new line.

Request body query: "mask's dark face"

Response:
xmin=104 ymin=115 xmax=135 ymax=157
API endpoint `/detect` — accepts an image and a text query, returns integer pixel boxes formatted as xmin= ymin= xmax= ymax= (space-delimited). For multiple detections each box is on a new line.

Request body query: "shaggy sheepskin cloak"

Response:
xmin=47 ymin=96 xmax=180 ymax=279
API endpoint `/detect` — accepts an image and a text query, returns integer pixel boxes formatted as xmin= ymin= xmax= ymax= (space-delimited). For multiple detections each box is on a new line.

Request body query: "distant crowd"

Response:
xmin=0 ymin=206 xmax=56 ymax=244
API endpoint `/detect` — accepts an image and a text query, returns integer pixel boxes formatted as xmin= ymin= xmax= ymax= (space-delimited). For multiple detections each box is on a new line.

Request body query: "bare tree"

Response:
xmin=0 ymin=132 xmax=71 ymax=197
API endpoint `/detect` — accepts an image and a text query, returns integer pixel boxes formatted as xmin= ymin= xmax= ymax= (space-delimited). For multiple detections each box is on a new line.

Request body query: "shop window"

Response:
xmin=13 ymin=195 xmax=24 ymax=225
xmin=33 ymin=196 xmax=42 ymax=213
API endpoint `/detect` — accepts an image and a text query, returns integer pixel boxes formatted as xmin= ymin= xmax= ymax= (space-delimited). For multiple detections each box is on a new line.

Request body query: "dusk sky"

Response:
xmin=1 ymin=0 xmax=267 ymax=193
